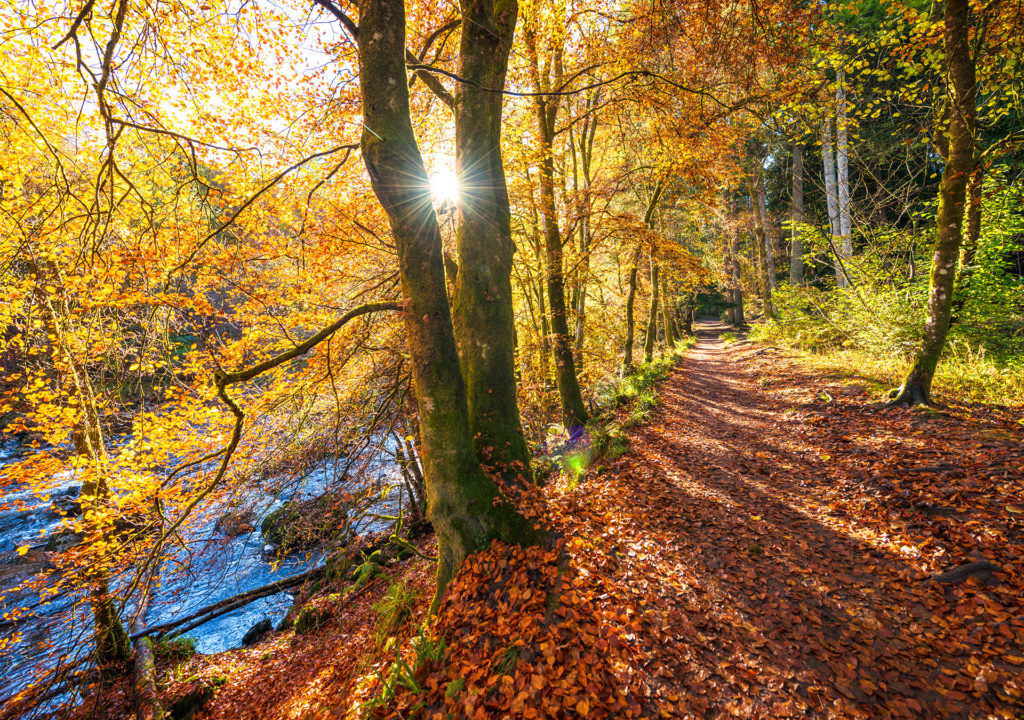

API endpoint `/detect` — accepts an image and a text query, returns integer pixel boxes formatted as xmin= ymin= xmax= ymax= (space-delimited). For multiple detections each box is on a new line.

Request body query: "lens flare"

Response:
xmin=429 ymin=168 xmax=459 ymax=207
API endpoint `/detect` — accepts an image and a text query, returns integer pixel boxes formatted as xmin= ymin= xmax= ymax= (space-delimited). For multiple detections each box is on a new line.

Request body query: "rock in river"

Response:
xmin=241 ymin=618 xmax=273 ymax=647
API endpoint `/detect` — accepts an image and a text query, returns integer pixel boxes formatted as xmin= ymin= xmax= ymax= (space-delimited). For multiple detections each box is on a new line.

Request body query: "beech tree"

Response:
xmin=347 ymin=0 xmax=541 ymax=607
xmin=890 ymin=0 xmax=976 ymax=406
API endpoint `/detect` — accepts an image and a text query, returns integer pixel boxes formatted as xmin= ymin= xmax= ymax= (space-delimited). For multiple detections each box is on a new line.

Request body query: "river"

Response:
xmin=0 ymin=433 xmax=404 ymax=709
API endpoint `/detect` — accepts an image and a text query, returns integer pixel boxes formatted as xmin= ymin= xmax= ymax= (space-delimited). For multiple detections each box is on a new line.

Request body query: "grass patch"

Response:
xmin=357 ymin=624 xmax=446 ymax=717
xmin=751 ymin=281 xmax=1024 ymax=408
xmin=154 ymin=635 xmax=196 ymax=662
xmin=373 ymin=580 xmax=420 ymax=647
xmin=756 ymin=329 xmax=1024 ymax=407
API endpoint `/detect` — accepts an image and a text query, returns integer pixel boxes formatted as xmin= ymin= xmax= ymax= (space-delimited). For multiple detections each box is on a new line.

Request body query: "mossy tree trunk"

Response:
xmin=953 ymin=159 xmax=984 ymax=319
xmin=621 ymin=242 xmax=642 ymax=375
xmin=451 ymin=0 xmax=532 ymax=482
xmin=354 ymin=0 xmax=539 ymax=609
xmin=892 ymin=0 xmax=976 ymax=406
xmin=643 ymin=256 xmax=660 ymax=363
xmin=524 ymin=17 xmax=587 ymax=431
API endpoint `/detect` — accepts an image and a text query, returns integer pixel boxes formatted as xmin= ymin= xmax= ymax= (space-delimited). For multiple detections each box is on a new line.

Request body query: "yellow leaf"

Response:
xmin=17 ymin=546 xmax=29 ymax=556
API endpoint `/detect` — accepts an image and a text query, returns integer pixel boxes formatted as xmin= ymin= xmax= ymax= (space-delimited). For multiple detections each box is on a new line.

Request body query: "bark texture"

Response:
xmin=892 ymin=0 xmax=976 ymax=406
xmin=451 ymin=0 xmax=531 ymax=480
xmin=355 ymin=0 xmax=538 ymax=608
xmin=790 ymin=144 xmax=805 ymax=284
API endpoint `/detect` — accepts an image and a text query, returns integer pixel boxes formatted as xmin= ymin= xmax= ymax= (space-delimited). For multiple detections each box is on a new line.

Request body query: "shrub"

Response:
xmin=153 ymin=635 xmax=197 ymax=662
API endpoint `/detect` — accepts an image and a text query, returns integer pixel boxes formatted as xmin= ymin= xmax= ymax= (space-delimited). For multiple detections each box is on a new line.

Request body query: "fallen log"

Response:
xmin=130 ymin=565 xmax=326 ymax=641
xmin=130 ymin=519 xmax=431 ymax=641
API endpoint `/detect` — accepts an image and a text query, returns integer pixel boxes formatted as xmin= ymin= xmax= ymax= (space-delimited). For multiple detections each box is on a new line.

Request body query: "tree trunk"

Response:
xmin=30 ymin=268 xmax=131 ymax=675
xmin=746 ymin=176 xmax=775 ymax=320
xmin=451 ymin=0 xmax=531 ymax=481
xmin=892 ymin=0 xmax=976 ymax=406
xmin=539 ymin=150 xmax=588 ymax=430
xmin=621 ymin=243 xmax=642 ymax=374
xmin=754 ymin=165 xmax=777 ymax=291
xmin=132 ymin=584 xmax=163 ymax=720
xmin=643 ymin=257 xmax=660 ymax=362
xmin=821 ymin=117 xmax=843 ymax=286
xmin=791 ymin=143 xmax=805 ymax=283
xmin=538 ymin=284 xmax=553 ymax=387
xmin=730 ymin=219 xmax=745 ymax=325
xmin=836 ymin=69 xmax=853 ymax=281
xmin=660 ymin=272 xmax=676 ymax=346
xmin=354 ymin=0 xmax=539 ymax=609
xmin=682 ymin=304 xmax=694 ymax=335
xmin=524 ymin=19 xmax=588 ymax=431
xmin=954 ymin=160 xmax=984 ymax=315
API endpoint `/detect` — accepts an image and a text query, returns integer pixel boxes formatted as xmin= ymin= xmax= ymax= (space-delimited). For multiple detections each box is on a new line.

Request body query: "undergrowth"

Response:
xmin=373 ymin=580 xmax=420 ymax=647
xmin=753 ymin=283 xmax=1024 ymax=407
xmin=544 ymin=340 xmax=692 ymax=488
xmin=356 ymin=623 xmax=446 ymax=718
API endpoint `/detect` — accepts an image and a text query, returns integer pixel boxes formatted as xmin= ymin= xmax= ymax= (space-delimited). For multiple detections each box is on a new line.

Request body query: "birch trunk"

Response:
xmin=836 ymin=69 xmax=853 ymax=284
xmin=821 ymin=118 xmax=843 ymax=286
xmin=791 ymin=144 xmax=805 ymax=284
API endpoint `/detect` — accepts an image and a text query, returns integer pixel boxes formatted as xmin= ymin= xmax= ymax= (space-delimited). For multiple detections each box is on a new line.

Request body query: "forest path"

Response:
xmin=370 ymin=321 xmax=1023 ymax=720
xmin=578 ymin=319 xmax=1024 ymax=718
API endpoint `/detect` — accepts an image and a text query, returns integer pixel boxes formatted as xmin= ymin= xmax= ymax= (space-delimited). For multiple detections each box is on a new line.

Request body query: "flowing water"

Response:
xmin=0 ymin=434 xmax=403 ymax=708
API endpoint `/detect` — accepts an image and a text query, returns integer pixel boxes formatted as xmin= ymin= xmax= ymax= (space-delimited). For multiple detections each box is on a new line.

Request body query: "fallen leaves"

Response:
xmin=379 ymin=335 xmax=1023 ymax=719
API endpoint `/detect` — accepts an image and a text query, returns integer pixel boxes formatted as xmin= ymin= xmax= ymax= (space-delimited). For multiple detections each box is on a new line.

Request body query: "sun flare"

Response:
xmin=429 ymin=168 xmax=459 ymax=207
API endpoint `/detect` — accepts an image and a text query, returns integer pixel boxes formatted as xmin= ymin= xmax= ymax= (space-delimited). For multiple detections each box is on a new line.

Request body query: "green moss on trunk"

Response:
xmin=354 ymin=0 xmax=540 ymax=611
xmin=893 ymin=0 xmax=976 ymax=406
xmin=452 ymin=0 xmax=533 ymax=483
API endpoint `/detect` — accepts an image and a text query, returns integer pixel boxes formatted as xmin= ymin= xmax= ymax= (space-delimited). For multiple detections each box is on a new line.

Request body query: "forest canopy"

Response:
xmin=1 ymin=0 xmax=1022 ymax=717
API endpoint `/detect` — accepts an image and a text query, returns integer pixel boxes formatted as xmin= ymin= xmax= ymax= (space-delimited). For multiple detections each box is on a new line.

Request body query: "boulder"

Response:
xmin=241 ymin=618 xmax=273 ymax=647
xmin=214 ymin=510 xmax=255 ymax=538
xmin=260 ymin=492 xmax=352 ymax=555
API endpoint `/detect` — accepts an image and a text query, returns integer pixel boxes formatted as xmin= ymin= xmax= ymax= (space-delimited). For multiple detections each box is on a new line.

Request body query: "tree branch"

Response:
xmin=216 ymin=301 xmax=403 ymax=386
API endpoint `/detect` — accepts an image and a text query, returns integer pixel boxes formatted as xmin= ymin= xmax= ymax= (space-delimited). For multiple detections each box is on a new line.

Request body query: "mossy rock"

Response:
xmin=260 ymin=492 xmax=352 ymax=555
xmin=294 ymin=604 xmax=332 ymax=634
xmin=348 ymin=560 xmax=384 ymax=591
